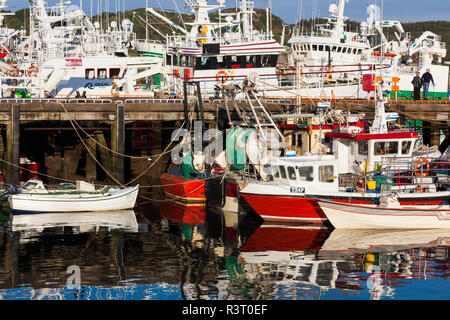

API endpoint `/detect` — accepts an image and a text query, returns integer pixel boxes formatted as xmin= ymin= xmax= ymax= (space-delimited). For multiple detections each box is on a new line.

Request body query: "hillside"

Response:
xmin=3 ymin=8 xmax=450 ymax=59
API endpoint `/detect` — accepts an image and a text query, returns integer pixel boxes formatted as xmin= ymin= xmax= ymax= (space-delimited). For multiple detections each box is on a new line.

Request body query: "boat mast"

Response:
xmin=332 ymin=0 xmax=348 ymax=39
xmin=370 ymin=0 xmax=388 ymax=134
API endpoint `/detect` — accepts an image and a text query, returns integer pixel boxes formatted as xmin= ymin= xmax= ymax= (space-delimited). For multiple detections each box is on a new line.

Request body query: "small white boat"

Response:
xmin=317 ymin=193 xmax=450 ymax=229
xmin=8 ymin=179 xmax=139 ymax=213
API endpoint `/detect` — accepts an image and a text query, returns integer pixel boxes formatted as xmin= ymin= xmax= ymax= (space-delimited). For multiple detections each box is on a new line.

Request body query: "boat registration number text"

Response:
xmin=290 ymin=187 xmax=305 ymax=194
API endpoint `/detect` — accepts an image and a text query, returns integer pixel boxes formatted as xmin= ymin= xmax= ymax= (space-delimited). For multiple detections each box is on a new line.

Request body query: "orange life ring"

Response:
xmin=414 ymin=158 xmax=430 ymax=176
xmin=215 ymin=71 xmax=229 ymax=84
xmin=27 ymin=65 xmax=39 ymax=77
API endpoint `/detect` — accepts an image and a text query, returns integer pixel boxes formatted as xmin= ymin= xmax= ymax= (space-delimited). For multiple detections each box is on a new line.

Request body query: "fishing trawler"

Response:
xmin=0 ymin=0 xmax=165 ymax=98
xmin=138 ymin=0 xmax=286 ymax=97
xmin=281 ymin=0 xmax=448 ymax=100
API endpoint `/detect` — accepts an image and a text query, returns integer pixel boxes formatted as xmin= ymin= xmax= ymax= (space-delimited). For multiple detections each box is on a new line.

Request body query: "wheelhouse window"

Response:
xmin=319 ymin=165 xmax=334 ymax=183
xmin=358 ymin=141 xmax=368 ymax=155
xmin=110 ymin=68 xmax=121 ymax=79
xmin=261 ymin=55 xmax=278 ymax=68
xmin=85 ymin=68 xmax=95 ymax=80
xmin=374 ymin=141 xmax=399 ymax=155
xmin=287 ymin=166 xmax=297 ymax=180
xmin=98 ymin=68 xmax=107 ymax=80
xmin=273 ymin=166 xmax=280 ymax=178
xmin=279 ymin=166 xmax=287 ymax=179
xmin=402 ymin=141 xmax=412 ymax=155
xmin=298 ymin=166 xmax=314 ymax=181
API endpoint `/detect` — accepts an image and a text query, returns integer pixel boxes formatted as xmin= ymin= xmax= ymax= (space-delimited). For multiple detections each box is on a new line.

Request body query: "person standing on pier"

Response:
xmin=411 ymin=72 xmax=422 ymax=100
xmin=421 ymin=69 xmax=435 ymax=100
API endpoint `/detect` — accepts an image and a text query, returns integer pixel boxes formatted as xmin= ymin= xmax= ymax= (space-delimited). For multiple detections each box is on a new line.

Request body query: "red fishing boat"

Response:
xmin=160 ymin=170 xmax=207 ymax=204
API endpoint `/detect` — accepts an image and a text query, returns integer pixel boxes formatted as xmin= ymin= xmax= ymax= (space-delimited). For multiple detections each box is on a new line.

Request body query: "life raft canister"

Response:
xmin=362 ymin=74 xmax=375 ymax=92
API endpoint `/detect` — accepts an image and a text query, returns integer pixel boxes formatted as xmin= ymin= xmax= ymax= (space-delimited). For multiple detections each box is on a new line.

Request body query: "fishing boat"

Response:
xmin=160 ymin=168 xmax=207 ymax=204
xmin=239 ymin=63 xmax=450 ymax=222
xmin=139 ymin=0 xmax=286 ymax=97
xmin=283 ymin=0 xmax=448 ymax=100
xmin=317 ymin=193 xmax=450 ymax=229
xmin=0 ymin=0 xmax=165 ymax=99
xmin=8 ymin=179 xmax=139 ymax=213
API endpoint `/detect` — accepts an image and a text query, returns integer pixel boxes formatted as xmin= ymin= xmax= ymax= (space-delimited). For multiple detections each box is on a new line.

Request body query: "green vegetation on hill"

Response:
xmin=3 ymin=8 xmax=450 ymax=59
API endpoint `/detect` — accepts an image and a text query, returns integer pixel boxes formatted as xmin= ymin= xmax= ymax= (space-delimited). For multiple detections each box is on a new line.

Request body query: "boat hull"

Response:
xmin=318 ymin=200 xmax=450 ymax=229
xmin=241 ymin=193 xmax=327 ymax=222
xmin=9 ymin=186 xmax=139 ymax=213
xmin=160 ymin=173 xmax=206 ymax=203
xmin=240 ymin=191 xmax=450 ymax=223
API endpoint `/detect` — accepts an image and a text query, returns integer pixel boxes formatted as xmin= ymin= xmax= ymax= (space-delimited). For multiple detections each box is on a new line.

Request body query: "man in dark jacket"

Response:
xmin=411 ymin=72 xmax=422 ymax=100
xmin=421 ymin=69 xmax=434 ymax=100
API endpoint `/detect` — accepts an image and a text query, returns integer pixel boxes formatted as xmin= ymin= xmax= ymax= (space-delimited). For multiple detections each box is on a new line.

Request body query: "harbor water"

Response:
xmin=0 ymin=201 xmax=448 ymax=301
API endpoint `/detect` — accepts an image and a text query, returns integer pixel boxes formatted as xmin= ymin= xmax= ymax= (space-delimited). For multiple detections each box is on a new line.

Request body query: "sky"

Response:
xmin=8 ymin=0 xmax=450 ymax=23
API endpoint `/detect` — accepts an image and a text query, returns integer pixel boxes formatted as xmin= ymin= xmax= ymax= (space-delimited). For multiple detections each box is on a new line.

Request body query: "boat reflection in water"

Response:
xmin=319 ymin=228 xmax=450 ymax=300
xmin=237 ymin=223 xmax=450 ymax=300
xmin=12 ymin=210 xmax=139 ymax=241
xmin=0 ymin=204 xmax=448 ymax=300
xmin=237 ymin=223 xmax=345 ymax=299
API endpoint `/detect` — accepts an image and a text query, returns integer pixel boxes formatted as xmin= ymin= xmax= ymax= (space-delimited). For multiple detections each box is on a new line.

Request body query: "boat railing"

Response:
xmin=338 ymin=159 xmax=450 ymax=193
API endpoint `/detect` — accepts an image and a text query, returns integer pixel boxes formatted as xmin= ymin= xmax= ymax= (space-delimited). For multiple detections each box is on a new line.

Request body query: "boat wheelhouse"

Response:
xmin=282 ymin=0 xmax=448 ymax=100
xmin=142 ymin=0 xmax=285 ymax=96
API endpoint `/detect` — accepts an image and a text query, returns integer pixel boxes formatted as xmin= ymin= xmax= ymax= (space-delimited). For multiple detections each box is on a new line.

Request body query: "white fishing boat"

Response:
xmin=283 ymin=0 xmax=448 ymax=100
xmin=317 ymin=193 xmax=450 ymax=229
xmin=0 ymin=0 xmax=166 ymax=98
xmin=140 ymin=0 xmax=286 ymax=97
xmin=8 ymin=179 xmax=139 ymax=213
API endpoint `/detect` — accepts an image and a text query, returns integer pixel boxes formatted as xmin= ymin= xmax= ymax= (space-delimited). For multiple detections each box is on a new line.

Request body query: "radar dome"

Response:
xmin=329 ymin=4 xmax=338 ymax=14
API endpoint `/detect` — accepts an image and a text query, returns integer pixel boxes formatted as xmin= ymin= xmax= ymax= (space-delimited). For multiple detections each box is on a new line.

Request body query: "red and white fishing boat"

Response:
xmin=317 ymin=194 xmax=450 ymax=229
xmin=240 ymin=83 xmax=450 ymax=222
